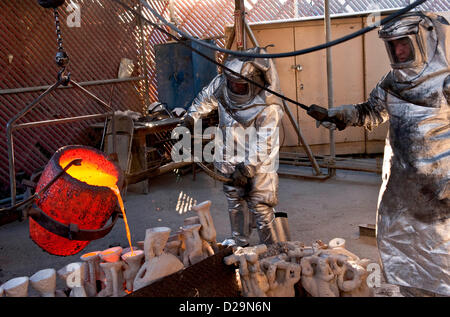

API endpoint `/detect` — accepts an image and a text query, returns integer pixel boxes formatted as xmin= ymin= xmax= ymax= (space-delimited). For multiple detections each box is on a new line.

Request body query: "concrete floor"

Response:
xmin=0 ymin=165 xmax=384 ymax=295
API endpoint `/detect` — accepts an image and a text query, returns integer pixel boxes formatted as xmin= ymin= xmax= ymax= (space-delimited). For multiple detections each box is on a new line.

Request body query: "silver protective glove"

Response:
xmin=316 ymin=105 xmax=359 ymax=130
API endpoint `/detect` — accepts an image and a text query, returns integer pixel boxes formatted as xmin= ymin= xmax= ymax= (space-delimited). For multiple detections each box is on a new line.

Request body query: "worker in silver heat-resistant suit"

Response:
xmin=182 ymin=47 xmax=289 ymax=247
xmin=316 ymin=12 xmax=449 ymax=297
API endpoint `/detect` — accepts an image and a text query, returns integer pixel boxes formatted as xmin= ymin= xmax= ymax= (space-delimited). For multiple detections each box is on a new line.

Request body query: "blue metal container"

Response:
xmin=155 ymin=39 xmax=218 ymax=110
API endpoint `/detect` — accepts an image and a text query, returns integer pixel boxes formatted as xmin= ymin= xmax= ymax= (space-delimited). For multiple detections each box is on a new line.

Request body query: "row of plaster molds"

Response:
xmin=0 ymin=201 xmax=218 ymax=297
xmin=68 ymin=224 xmax=213 ymax=297
xmin=298 ymin=238 xmax=374 ymax=297
xmin=79 ymin=245 xmax=145 ymax=297
xmin=122 ymin=249 xmax=145 ymax=293
xmin=94 ymin=202 xmax=217 ymax=295
xmin=80 ymin=251 xmax=102 ymax=297
xmin=91 ymin=201 xmax=218 ymax=294
xmin=1 ymin=276 xmax=29 ymax=297
xmin=30 ymin=268 xmax=56 ymax=297
xmin=133 ymin=227 xmax=184 ymax=291
xmin=1 ymin=263 xmax=88 ymax=297
xmin=260 ymin=254 xmax=301 ymax=297
xmin=191 ymin=200 xmax=218 ymax=252
xmin=224 ymin=238 xmax=375 ymax=298
xmin=67 ymin=202 xmax=218 ymax=296
xmin=58 ymin=262 xmax=88 ymax=297
xmin=1 ymin=268 xmax=70 ymax=298
xmin=224 ymin=244 xmax=270 ymax=297
xmin=181 ymin=223 xmax=214 ymax=266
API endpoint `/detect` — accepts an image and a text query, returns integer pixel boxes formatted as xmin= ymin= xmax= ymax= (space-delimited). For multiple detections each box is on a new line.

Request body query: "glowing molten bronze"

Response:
xmin=30 ymin=145 xmax=128 ymax=256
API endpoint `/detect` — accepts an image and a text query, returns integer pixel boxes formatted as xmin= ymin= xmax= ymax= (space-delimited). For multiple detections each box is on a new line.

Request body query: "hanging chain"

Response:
xmin=53 ymin=8 xmax=70 ymax=69
xmin=54 ymin=8 xmax=65 ymax=52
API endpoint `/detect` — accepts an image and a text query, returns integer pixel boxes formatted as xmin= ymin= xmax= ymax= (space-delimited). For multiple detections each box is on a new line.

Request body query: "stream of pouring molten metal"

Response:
xmin=59 ymin=158 xmax=134 ymax=255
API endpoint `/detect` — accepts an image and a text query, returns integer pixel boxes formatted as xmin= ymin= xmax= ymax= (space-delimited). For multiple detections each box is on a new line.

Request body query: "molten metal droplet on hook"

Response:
xmin=30 ymin=145 xmax=131 ymax=256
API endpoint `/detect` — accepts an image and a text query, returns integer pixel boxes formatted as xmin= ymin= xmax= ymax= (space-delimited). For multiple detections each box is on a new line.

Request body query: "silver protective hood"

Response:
xmin=222 ymin=47 xmax=282 ymax=114
xmin=223 ymin=57 xmax=263 ymax=104
xmin=378 ymin=11 xmax=450 ymax=83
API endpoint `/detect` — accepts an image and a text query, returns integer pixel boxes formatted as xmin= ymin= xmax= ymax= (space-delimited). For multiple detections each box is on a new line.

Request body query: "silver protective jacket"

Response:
xmin=187 ymin=51 xmax=285 ymax=245
xmin=336 ymin=12 xmax=449 ymax=295
xmin=187 ymin=52 xmax=284 ymax=177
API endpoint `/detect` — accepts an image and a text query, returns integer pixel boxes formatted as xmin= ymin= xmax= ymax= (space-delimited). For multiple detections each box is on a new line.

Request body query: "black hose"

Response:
xmin=137 ymin=0 xmax=427 ymax=59
xmin=110 ymin=0 xmax=426 ymax=113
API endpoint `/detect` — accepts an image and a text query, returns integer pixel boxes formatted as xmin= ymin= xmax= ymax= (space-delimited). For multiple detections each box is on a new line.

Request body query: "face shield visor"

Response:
xmin=379 ymin=18 xmax=429 ymax=70
xmin=385 ymin=36 xmax=417 ymax=65
xmin=225 ymin=74 xmax=253 ymax=104
xmin=224 ymin=60 xmax=265 ymax=104
xmin=226 ymin=77 xmax=249 ymax=96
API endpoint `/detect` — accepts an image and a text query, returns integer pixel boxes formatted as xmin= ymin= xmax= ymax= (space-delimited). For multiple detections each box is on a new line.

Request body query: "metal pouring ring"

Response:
xmin=29 ymin=204 xmax=119 ymax=241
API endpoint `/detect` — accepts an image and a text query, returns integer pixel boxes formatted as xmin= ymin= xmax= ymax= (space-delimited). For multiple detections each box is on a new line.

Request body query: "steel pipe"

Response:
xmin=0 ymin=76 xmax=144 ymax=95
xmin=325 ymin=0 xmax=336 ymax=177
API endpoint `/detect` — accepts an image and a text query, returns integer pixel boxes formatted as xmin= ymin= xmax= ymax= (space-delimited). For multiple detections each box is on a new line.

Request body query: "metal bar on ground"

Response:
xmin=278 ymin=170 xmax=331 ymax=181
xmin=279 ymin=159 xmax=381 ymax=174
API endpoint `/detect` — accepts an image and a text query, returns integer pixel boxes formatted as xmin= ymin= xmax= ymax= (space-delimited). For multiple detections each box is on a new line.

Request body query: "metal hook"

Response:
xmin=57 ymin=67 xmax=71 ymax=86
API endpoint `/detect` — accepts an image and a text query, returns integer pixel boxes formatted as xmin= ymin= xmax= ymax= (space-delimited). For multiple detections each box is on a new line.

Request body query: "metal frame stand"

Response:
xmin=6 ymin=5 xmax=118 ymax=207
xmin=6 ymin=72 xmax=117 ymax=206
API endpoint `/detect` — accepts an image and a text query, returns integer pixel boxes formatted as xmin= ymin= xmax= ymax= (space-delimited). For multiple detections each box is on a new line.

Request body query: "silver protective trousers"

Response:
xmin=223 ymin=172 xmax=282 ymax=246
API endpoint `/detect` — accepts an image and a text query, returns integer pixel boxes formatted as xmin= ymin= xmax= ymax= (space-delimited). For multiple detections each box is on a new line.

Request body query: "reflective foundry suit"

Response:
xmin=186 ymin=48 xmax=285 ymax=246
xmin=322 ymin=12 xmax=449 ymax=296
